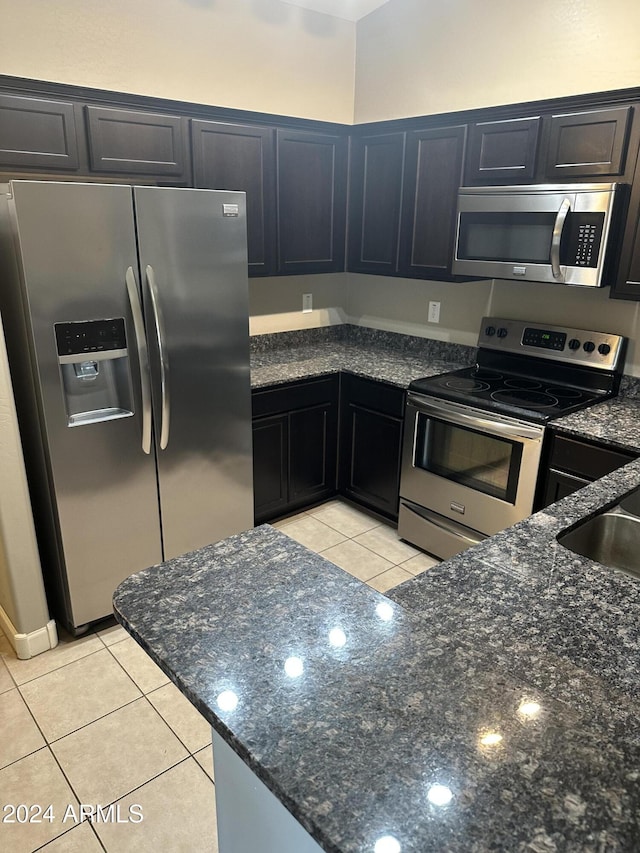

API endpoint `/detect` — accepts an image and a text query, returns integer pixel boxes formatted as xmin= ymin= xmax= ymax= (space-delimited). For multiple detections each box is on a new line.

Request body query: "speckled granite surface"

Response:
xmin=250 ymin=325 xmax=476 ymax=389
xmin=114 ymin=491 xmax=640 ymax=851
xmin=550 ymin=395 xmax=640 ymax=452
xmin=112 ymin=325 xmax=640 ymax=851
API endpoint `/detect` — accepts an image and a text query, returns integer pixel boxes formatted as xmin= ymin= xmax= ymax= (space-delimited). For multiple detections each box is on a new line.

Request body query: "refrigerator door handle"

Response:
xmin=125 ymin=266 xmax=153 ymax=455
xmin=145 ymin=264 xmax=170 ymax=450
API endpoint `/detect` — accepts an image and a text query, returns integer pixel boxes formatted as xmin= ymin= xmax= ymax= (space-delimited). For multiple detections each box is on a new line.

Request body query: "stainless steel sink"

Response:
xmin=557 ymin=509 xmax=640 ymax=579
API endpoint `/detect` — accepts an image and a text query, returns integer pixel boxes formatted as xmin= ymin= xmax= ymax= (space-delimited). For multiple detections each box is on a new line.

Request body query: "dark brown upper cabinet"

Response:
xmin=398 ymin=125 xmax=467 ymax=279
xmin=348 ymin=132 xmax=405 ymax=275
xmin=85 ymin=106 xmax=188 ymax=179
xmin=465 ymin=117 xmax=540 ymax=185
xmin=540 ymin=106 xmax=633 ymax=181
xmin=0 ymin=94 xmax=80 ymax=171
xmin=276 ymin=129 xmax=347 ymax=275
xmin=192 ymin=120 xmax=276 ymax=277
xmin=611 ymin=130 xmax=640 ymax=300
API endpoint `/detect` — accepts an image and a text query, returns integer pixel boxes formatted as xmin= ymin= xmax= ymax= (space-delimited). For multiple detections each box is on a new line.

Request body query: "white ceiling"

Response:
xmin=282 ymin=0 xmax=391 ymax=22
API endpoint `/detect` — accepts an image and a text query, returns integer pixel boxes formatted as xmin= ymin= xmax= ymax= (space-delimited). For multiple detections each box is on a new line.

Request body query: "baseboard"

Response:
xmin=0 ymin=604 xmax=58 ymax=659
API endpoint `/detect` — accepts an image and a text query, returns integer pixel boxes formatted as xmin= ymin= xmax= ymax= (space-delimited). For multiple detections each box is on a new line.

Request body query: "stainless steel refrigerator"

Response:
xmin=0 ymin=180 xmax=254 ymax=634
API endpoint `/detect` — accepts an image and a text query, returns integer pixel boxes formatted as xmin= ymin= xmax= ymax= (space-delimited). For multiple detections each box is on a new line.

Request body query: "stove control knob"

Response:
xmin=497 ymin=327 xmax=508 ymax=338
xmin=568 ymin=338 xmax=581 ymax=350
xmin=485 ymin=325 xmax=496 ymax=337
xmin=598 ymin=343 xmax=611 ymax=356
xmin=583 ymin=341 xmax=596 ymax=353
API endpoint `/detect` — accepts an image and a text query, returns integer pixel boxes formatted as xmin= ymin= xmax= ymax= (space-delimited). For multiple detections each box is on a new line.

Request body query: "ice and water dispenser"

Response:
xmin=55 ymin=319 xmax=134 ymax=426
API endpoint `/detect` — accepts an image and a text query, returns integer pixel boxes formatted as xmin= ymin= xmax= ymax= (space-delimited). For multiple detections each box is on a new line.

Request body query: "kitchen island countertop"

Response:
xmin=114 ymin=463 xmax=640 ymax=852
xmin=113 ymin=328 xmax=640 ymax=851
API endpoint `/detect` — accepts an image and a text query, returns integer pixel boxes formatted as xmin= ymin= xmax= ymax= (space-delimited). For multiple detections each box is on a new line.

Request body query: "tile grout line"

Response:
xmin=6 ymin=635 xmax=110 ymax=688
xmin=141 ymin=688 xmax=213 ymax=763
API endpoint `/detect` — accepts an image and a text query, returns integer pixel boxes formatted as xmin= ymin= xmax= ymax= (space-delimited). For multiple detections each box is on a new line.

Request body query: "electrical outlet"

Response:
xmin=428 ymin=301 xmax=441 ymax=323
xmin=302 ymin=293 xmax=313 ymax=313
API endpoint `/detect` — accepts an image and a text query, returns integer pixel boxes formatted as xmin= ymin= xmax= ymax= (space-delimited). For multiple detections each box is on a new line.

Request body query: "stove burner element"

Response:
xmin=491 ymin=389 xmax=559 ymax=409
xmin=545 ymin=386 xmax=583 ymax=399
xmin=471 ymin=368 xmax=503 ymax=381
xmin=504 ymin=377 xmax=542 ymax=390
xmin=443 ymin=377 xmax=491 ymax=393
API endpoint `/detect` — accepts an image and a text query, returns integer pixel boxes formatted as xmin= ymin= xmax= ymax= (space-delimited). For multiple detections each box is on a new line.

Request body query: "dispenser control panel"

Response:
xmin=55 ymin=319 xmax=127 ymax=357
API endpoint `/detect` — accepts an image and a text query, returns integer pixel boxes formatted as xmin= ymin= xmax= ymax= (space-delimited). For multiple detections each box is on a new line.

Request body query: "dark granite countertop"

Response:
xmin=114 ymin=470 xmax=640 ymax=851
xmin=549 ymin=393 xmax=640 ymax=452
xmin=250 ymin=325 xmax=476 ymax=389
xmin=113 ymin=326 xmax=640 ymax=851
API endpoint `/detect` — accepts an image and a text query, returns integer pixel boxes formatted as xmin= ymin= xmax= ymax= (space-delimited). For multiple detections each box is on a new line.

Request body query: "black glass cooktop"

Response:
xmin=409 ymin=365 xmax=611 ymax=424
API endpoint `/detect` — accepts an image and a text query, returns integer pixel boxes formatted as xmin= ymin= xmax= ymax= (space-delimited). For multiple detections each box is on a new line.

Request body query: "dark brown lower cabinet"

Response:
xmin=339 ymin=375 xmax=405 ymax=520
xmin=252 ymin=377 xmax=338 ymax=524
xmin=252 ymin=373 xmax=406 ymax=524
xmin=537 ymin=432 xmax=636 ymax=509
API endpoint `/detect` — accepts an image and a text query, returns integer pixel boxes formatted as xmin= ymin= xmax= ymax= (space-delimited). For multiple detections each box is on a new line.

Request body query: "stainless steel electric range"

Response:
xmin=398 ymin=317 xmax=627 ymax=560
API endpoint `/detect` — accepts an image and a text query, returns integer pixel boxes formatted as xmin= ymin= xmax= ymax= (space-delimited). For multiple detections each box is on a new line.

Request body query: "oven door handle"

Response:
xmin=407 ymin=394 xmax=544 ymax=442
xmin=551 ymin=197 xmax=571 ymax=281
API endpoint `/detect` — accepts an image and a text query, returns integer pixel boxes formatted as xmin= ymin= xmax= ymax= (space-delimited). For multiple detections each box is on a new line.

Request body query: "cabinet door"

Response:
xmin=253 ymin=414 xmax=288 ymax=523
xmin=289 ymin=403 xmax=338 ymax=507
xmin=339 ymin=376 xmax=405 ymax=520
xmin=540 ymin=469 xmax=590 ymax=508
xmin=540 ymin=106 xmax=633 ymax=180
xmin=348 ymin=132 xmax=405 ymax=274
xmin=0 ymin=94 xmax=80 ymax=170
xmin=276 ymin=129 xmax=348 ymax=274
xmin=398 ymin=125 xmax=467 ymax=279
xmin=85 ymin=106 xmax=188 ymax=178
xmin=611 ymin=119 xmax=640 ymax=299
xmin=192 ymin=120 xmax=276 ymax=276
xmin=465 ymin=117 xmax=540 ymax=184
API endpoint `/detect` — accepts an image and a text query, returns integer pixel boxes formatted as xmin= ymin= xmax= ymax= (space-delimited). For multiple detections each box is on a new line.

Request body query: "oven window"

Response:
xmin=414 ymin=414 xmax=522 ymax=503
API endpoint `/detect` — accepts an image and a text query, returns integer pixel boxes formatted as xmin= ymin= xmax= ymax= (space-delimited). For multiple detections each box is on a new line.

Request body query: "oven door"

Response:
xmin=399 ymin=394 xmax=545 ymax=538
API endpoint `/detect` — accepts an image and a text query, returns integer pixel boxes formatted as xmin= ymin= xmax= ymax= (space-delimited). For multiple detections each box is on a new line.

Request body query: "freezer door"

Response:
xmin=133 ymin=186 xmax=254 ymax=559
xmin=8 ymin=181 xmax=163 ymax=628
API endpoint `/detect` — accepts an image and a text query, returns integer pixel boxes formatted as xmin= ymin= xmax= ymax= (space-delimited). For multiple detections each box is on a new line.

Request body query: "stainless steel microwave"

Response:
xmin=452 ymin=183 xmax=623 ymax=286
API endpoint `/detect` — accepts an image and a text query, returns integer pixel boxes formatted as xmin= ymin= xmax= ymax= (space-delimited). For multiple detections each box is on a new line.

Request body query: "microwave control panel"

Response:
xmin=562 ymin=213 xmax=604 ymax=268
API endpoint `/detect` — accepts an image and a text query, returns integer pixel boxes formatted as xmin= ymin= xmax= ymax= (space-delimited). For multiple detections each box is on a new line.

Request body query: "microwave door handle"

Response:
xmin=551 ymin=197 xmax=572 ymax=280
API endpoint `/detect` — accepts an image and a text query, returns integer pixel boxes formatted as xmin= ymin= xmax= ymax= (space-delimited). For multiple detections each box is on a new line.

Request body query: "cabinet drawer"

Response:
xmin=252 ymin=377 xmax=338 ymax=418
xmin=341 ymin=374 xmax=405 ymax=418
xmin=550 ymin=435 xmax=634 ymax=480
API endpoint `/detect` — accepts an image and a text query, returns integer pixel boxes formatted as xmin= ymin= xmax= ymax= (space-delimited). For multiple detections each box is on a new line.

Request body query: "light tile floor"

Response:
xmin=0 ymin=499 xmax=437 ymax=853
xmin=273 ymin=499 xmax=440 ymax=592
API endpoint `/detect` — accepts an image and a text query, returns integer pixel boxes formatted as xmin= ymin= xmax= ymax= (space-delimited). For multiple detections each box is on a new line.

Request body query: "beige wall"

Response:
xmin=355 ymin=0 xmax=640 ymax=122
xmin=0 ymin=316 xmax=50 ymax=635
xmin=249 ymin=274 xmax=348 ymax=334
xmin=345 ymin=275 xmax=640 ymax=375
xmin=0 ymin=0 xmax=355 ymax=123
